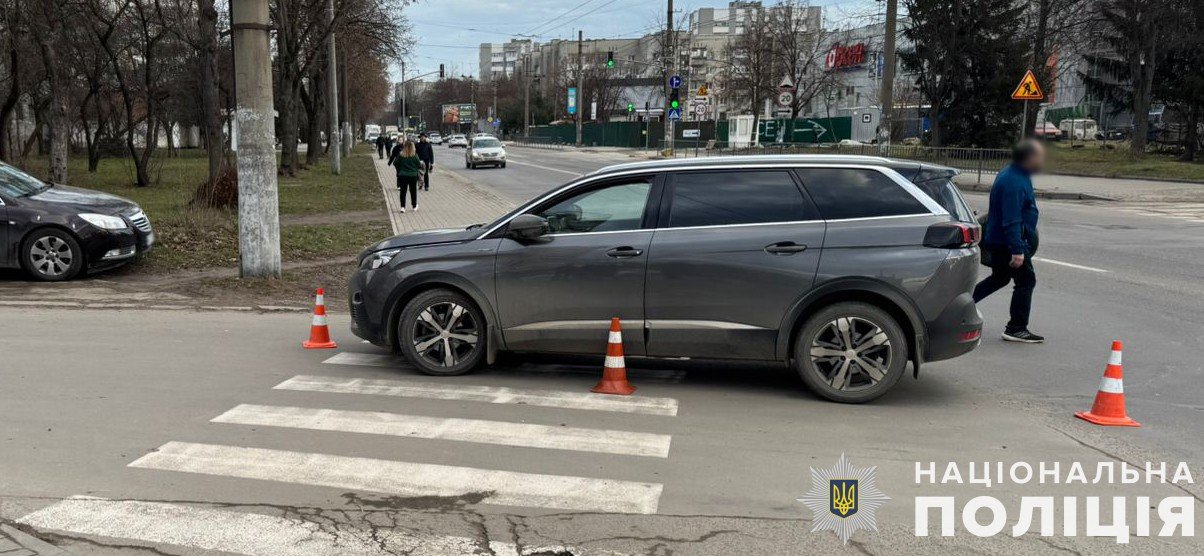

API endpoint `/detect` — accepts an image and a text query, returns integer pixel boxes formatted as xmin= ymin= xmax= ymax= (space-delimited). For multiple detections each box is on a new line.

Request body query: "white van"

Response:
xmin=1058 ymin=118 xmax=1099 ymax=141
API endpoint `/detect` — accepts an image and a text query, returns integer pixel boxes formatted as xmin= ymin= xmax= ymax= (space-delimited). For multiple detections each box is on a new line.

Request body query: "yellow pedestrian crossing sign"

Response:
xmin=1011 ymin=70 xmax=1044 ymax=101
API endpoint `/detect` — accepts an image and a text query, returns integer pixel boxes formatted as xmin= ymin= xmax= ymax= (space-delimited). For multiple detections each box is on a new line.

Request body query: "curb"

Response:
xmin=1 ymin=524 xmax=70 ymax=555
xmin=0 ymin=300 xmax=312 ymax=313
xmin=954 ymin=181 xmax=1117 ymax=202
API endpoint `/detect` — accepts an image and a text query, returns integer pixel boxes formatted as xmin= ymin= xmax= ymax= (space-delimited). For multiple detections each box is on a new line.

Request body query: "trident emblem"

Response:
xmin=830 ymin=479 xmax=858 ymax=517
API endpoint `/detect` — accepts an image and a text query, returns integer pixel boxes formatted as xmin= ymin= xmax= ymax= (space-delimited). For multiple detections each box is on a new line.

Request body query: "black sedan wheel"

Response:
xmin=398 ymin=289 xmax=486 ymax=376
xmin=22 ymin=228 xmax=84 ymax=281
xmin=794 ymin=302 xmax=908 ymax=403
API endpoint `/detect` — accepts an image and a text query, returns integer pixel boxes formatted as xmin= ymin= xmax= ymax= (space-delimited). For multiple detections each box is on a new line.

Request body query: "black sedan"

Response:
xmin=0 ymin=162 xmax=154 ymax=281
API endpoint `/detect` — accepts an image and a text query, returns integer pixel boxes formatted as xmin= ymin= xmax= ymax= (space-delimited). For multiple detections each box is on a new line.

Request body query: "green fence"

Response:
xmin=1043 ymin=105 xmax=1092 ymax=126
xmin=529 ymin=122 xmax=651 ymax=148
xmin=757 ymin=117 xmax=852 ymax=144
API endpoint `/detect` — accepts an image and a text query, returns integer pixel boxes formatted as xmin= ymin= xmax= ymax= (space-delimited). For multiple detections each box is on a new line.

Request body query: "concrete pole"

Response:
xmin=663 ymin=0 xmax=674 ymax=152
xmin=523 ymin=54 xmax=531 ymax=137
xmin=326 ymin=0 xmax=341 ymax=174
xmin=575 ymin=30 xmax=583 ymax=147
xmin=877 ymin=0 xmax=897 ymax=155
xmin=340 ymin=46 xmax=352 ymax=157
xmin=231 ymin=0 xmax=281 ymax=278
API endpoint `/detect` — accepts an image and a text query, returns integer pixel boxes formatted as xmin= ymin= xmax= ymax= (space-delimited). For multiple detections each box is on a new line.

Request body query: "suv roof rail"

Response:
xmin=586 ymin=154 xmax=899 ymax=177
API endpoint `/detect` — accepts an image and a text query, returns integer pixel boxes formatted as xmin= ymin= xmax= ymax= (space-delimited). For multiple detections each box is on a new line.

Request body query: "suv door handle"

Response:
xmin=764 ymin=241 xmax=808 ymax=255
xmin=606 ymin=246 xmax=644 ymax=258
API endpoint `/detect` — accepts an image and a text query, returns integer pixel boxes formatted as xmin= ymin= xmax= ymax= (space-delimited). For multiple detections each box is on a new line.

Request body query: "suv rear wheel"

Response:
xmin=793 ymin=302 xmax=908 ymax=403
xmin=398 ymin=289 xmax=486 ymax=376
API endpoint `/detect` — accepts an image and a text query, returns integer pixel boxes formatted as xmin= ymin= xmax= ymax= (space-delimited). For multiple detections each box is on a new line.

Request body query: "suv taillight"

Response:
xmin=923 ymin=222 xmax=981 ymax=249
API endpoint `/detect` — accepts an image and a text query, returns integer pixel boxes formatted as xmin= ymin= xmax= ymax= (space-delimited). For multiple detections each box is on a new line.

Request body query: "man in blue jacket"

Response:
xmin=974 ymin=139 xmax=1044 ymax=343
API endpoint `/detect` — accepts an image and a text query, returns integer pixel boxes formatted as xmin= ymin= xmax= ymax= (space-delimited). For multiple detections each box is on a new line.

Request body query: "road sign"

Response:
xmin=778 ymin=76 xmax=795 ymax=91
xmin=669 ymin=75 xmax=683 ymax=89
xmin=777 ymin=91 xmax=794 ymax=107
xmin=697 ymin=85 xmax=708 ymax=97
xmin=668 ymin=107 xmax=682 ymax=121
xmin=694 ymin=103 xmax=707 ymax=116
xmin=1011 ymin=70 xmax=1044 ymax=101
xmin=683 ymin=129 xmax=701 ymax=139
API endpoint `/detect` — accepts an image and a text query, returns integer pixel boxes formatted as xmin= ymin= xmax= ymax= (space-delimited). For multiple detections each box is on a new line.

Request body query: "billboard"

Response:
xmin=441 ymin=103 xmax=476 ymax=125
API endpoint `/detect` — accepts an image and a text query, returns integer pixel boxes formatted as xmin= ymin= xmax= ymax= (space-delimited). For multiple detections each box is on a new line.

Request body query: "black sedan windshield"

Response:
xmin=0 ymin=163 xmax=49 ymax=197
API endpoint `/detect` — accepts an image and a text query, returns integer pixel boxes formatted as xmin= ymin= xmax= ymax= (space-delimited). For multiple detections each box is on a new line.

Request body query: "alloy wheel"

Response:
xmin=411 ymin=301 xmax=480 ymax=367
xmin=808 ymin=316 xmax=893 ymax=392
xmin=30 ymin=235 xmax=75 ymax=277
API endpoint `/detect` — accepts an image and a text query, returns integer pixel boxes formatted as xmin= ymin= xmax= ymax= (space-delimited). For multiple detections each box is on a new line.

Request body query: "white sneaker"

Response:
xmin=412 ymin=205 xmax=419 ymax=211
xmin=399 ymin=208 xmax=406 ymax=213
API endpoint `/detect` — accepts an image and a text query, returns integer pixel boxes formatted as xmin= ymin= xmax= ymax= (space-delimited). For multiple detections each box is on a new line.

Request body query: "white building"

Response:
xmin=478 ymin=39 xmax=535 ymax=83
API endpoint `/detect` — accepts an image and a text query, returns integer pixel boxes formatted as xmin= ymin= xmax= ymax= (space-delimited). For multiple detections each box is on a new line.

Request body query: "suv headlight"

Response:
xmin=78 ymin=213 xmax=129 ymax=230
xmin=362 ymin=248 xmax=402 ymax=269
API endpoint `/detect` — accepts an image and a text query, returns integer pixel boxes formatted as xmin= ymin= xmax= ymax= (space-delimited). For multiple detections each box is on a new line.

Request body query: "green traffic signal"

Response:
xmin=607 ymin=59 xmax=615 ymax=68
xmin=627 ymin=103 xmax=635 ymax=112
xmin=670 ymin=99 xmax=680 ymax=109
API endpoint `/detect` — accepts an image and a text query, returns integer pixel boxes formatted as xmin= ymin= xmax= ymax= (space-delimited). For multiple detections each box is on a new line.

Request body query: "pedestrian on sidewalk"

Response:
xmin=974 ymin=139 xmax=1044 ymax=343
xmin=416 ymin=133 xmax=435 ymax=191
xmin=375 ymin=134 xmax=386 ymax=159
xmin=389 ymin=139 xmax=422 ymax=213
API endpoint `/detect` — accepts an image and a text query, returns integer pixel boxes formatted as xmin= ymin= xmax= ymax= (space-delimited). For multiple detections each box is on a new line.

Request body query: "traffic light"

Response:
xmin=669 ymin=89 xmax=680 ymax=110
xmin=439 ymin=64 xmax=445 ymax=79
xmin=606 ymin=51 xmax=615 ymax=69
xmin=627 ymin=102 xmax=635 ymax=113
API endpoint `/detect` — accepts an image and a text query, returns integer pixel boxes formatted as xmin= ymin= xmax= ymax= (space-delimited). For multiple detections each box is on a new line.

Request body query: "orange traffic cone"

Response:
xmin=302 ymin=288 xmax=338 ymax=349
xmin=1075 ymin=341 xmax=1139 ymax=427
xmin=591 ymin=318 xmax=636 ymax=395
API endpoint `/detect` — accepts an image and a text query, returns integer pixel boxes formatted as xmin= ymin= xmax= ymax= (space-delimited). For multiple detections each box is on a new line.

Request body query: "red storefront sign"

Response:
xmin=825 ymin=43 xmax=867 ymax=70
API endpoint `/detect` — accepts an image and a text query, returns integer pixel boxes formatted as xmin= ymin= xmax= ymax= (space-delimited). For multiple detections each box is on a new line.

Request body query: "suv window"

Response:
xmin=536 ymin=179 xmax=652 ymax=234
xmin=912 ymin=175 xmax=975 ymax=222
xmin=668 ymin=170 xmax=813 ymax=228
xmin=797 ymin=168 xmax=929 ymax=220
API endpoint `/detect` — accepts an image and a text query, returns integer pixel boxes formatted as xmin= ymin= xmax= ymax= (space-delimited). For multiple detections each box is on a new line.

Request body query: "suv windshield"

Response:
xmin=473 ymin=138 xmax=501 ymax=148
xmin=0 ymin=162 xmax=50 ymax=197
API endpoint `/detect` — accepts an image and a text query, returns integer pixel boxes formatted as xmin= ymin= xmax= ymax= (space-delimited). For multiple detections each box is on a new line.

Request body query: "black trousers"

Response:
xmin=421 ymin=166 xmax=430 ymax=190
xmin=973 ymin=249 xmax=1036 ymax=332
xmin=397 ymin=175 xmax=419 ymax=208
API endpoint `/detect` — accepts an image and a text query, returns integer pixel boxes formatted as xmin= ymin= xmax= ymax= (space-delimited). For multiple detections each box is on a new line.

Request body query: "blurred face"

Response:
xmin=1024 ymin=142 xmax=1046 ymax=173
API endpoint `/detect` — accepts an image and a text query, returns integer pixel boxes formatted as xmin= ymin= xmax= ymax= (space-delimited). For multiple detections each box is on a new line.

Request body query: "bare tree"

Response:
xmin=31 ymin=0 xmax=70 ymax=182
xmin=769 ymin=2 xmax=838 ymax=119
xmin=723 ymin=7 xmax=775 ymax=117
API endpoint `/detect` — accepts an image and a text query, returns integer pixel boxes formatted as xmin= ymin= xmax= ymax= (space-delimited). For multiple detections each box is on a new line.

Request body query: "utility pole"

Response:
xmin=523 ymin=54 xmax=531 ymax=137
xmin=877 ymin=0 xmax=897 ymax=155
xmin=231 ymin=0 xmax=281 ymax=278
xmin=663 ymin=0 xmax=673 ymax=152
xmin=575 ymin=30 xmax=583 ymax=147
xmin=325 ymin=0 xmax=341 ymax=174
xmin=399 ymin=61 xmax=406 ymax=130
xmin=340 ymin=45 xmax=351 ymax=157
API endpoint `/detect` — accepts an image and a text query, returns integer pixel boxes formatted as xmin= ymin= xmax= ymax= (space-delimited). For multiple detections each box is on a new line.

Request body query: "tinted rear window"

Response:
xmin=796 ymin=168 xmax=929 ymax=220
xmin=912 ymin=176 xmax=975 ymax=222
xmin=668 ymin=170 xmax=814 ymax=228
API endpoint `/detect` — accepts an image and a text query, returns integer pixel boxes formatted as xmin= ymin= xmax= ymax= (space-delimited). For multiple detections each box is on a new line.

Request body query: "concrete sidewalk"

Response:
xmin=955 ymin=171 xmax=1204 ymax=202
xmin=372 ymin=156 xmax=516 ymax=235
xmin=0 ymin=524 xmax=68 ymax=555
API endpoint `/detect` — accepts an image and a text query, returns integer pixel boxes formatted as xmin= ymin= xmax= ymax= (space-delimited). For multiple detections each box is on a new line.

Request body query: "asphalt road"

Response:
xmin=3 ymin=147 xmax=1202 ymax=554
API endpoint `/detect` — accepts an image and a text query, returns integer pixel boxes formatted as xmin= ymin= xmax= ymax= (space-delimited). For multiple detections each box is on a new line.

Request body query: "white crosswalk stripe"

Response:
xmin=129 ymin=442 xmax=664 ymax=514
xmin=212 ymin=403 xmax=672 ymax=457
xmin=17 ymin=497 xmax=587 ymax=556
xmin=1116 ymin=203 xmax=1204 ymax=223
xmin=323 ymin=351 xmax=687 ymax=382
xmin=276 ymin=374 xmax=680 ymax=416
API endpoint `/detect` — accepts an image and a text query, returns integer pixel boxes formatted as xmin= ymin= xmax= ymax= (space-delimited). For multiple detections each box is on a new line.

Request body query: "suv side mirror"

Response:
xmin=506 ymin=214 xmax=550 ymax=241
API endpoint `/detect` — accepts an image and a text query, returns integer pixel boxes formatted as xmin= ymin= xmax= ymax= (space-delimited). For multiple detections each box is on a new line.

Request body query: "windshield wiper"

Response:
xmin=466 ymin=223 xmax=484 ymax=230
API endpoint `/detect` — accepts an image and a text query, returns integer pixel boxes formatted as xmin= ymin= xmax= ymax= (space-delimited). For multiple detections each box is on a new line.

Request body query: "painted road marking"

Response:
xmin=503 ymin=157 xmax=585 ymax=177
xmin=1033 ymin=257 xmax=1109 ymax=273
xmin=275 ymin=375 xmax=679 ymax=416
xmin=17 ymin=496 xmax=562 ymax=556
xmin=212 ymin=404 xmax=672 ymax=458
xmin=129 ymin=442 xmax=663 ymax=514
xmin=323 ymin=351 xmax=687 ymax=382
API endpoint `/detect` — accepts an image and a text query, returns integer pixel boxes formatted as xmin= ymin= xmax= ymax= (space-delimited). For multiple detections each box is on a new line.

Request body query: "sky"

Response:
xmin=396 ymin=0 xmax=882 ymax=82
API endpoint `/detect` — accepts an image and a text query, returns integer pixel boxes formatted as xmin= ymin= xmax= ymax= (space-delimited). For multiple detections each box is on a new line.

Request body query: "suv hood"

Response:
xmin=366 ymin=227 xmax=481 ymax=253
xmin=24 ymin=183 xmax=139 ymax=214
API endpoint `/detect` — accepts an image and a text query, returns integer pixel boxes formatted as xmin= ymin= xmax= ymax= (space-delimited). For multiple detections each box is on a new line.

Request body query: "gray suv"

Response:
xmin=350 ymin=155 xmax=983 ymax=402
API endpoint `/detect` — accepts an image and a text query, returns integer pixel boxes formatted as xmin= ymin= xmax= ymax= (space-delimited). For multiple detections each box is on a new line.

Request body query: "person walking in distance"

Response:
xmin=374 ymin=134 xmax=386 ymax=159
xmin=974 ymin=139 xmax=1044 ymax=343
xmin=416 ymin=133 xmax=435 ymax=191
xmin=389 ymin=139 xmax=422 ymax=213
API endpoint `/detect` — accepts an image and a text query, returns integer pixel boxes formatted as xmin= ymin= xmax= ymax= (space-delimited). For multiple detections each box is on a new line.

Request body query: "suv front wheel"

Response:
xmin=398 ymin=289 xmax=486 ymax=376
xmin=794 ymin=302 xmax=908 ymax=403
